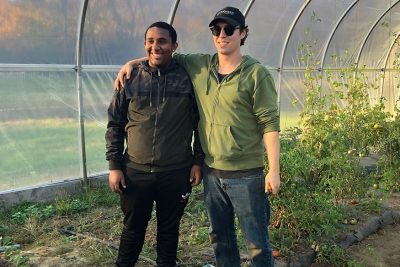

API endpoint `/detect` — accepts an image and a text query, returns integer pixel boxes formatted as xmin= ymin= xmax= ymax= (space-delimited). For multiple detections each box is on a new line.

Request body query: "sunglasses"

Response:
xmin=210 ymin=25 xmax=240 ymax=37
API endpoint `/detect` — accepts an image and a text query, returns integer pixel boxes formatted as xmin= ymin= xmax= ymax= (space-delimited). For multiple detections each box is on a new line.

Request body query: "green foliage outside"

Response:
xmin=0 ymin=119 xmax=107 ymax=191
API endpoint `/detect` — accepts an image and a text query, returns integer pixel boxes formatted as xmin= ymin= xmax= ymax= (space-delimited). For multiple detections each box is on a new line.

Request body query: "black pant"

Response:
xmin=116 ymin=166 xmax=192 ymax=267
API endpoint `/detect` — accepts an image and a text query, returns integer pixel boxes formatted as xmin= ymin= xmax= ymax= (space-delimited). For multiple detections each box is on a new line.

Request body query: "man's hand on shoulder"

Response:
xmin=114 ymin=58 xmax=146 ymax=91
xmin=114 ymin=63 xmax=132 ymax=91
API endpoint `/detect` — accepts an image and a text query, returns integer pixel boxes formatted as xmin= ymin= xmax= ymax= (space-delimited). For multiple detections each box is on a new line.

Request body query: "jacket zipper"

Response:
xmin=209 ymin=67 xmax=225 ymax=152
xmin=150 ymin=69 xmax=161 ymax=172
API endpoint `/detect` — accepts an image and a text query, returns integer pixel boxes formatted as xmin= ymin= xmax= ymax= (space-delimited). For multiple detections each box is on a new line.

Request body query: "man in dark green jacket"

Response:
xmin=114 ymin=7 xmax=280 ymax=267
xmin=106 ymin=21 xmax=204 ymax=267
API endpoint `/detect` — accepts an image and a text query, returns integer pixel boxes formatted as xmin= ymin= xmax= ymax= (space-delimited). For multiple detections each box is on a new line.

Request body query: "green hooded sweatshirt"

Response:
xmin=174 ymin=53 xmax=280 ymax=171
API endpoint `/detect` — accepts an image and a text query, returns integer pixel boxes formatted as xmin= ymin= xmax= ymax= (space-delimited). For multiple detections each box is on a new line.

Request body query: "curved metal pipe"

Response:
xmin=355 ymin=0 xmax=400 ymax=108
xmin=76 ymin=0 xmax=89 ymax=187
xmin=320 ymin=0 xmax=359 ymax=71
xmin=168 ymin=0 xmax=180 ymax=24
xmin=383 ymin=33 xmax=400 ymax=70
xmin=243 ymin=0 xmax=255 ymax=18
xmin=356 ymin=0 xmax=400 ymax=65
xmin=277 ymin=0 xmax=312 ymax=110
xmin=319 ymin=0 xmax=359 ymax=89
xmin=380 ymin=31 xmax=400 ymax=109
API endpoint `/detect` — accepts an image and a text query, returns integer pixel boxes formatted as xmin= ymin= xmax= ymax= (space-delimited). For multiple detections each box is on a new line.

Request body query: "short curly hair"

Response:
xmin=145 ymin=21 xmax=177 ymax=44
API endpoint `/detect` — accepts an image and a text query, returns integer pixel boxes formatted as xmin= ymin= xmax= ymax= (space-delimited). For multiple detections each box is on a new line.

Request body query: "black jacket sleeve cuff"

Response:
xmin=108 ymin=160 xmax=122 ymax=170
xmin=193 ymin=156 xmax=204 ymax=167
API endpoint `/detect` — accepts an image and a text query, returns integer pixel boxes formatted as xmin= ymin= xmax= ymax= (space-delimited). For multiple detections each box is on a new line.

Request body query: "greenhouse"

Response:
xmin=1 ymin=0 xmax=399 ymax=198
xmin=0 ymin=0 xmax=399 ymax=266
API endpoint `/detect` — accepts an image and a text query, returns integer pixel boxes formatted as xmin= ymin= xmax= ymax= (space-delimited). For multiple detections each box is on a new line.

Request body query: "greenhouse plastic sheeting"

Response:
xmin=1 ymin=0 xmax=400 ymax=192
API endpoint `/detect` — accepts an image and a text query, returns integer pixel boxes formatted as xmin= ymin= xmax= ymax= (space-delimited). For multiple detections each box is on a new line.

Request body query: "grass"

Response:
xmin=0 ymin=183 xmax=394 ymax=267
xmin=0 ymin=72 xmax=113 ymax=191
xmin=0 ymin=185 xmax=213 ymax=267
xmin=0 ymin=118 xmax=107 ymax=191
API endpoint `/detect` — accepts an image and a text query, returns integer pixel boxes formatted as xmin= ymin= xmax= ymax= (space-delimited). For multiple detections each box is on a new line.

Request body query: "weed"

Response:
xmin=0 ymin=224 xmax=9 ymax=236
xmin=5 ymin=250 xmax=29 ymax=267
xmin=55 ymin=198 xmax=90 ymax=215
xmin=11 ymin=204 xmax=55 ymax=224
xmin=188 ymin=226 xmax=209 ymax=245
xmin=347 ymin=260 xmax=366 ymax=267
xmin=0 ymin=235 xmax=13 ymax=246
xmin=357 ymin=198 xmax=382 ymax=214
xmin=363 ymin=245 xmax=375 ymax=256
xmin=315 ymin=242 xmax=347 ymax=266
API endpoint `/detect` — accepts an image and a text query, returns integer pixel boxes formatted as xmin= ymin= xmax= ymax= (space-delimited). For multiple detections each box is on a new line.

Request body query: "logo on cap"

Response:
xmin=209 ymin=6 xmax=245 ymax=28
xmin=217 ymin=10 xmax=235 ymax=16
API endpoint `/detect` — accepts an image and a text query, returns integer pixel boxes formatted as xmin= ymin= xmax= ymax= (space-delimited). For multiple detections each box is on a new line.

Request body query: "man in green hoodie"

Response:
xmin=114 ymin=7 xmax=280 ymax=267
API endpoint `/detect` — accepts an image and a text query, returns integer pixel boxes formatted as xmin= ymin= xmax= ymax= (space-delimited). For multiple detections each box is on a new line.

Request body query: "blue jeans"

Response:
xmin=203 ymin=170 xmax=274 ymax=267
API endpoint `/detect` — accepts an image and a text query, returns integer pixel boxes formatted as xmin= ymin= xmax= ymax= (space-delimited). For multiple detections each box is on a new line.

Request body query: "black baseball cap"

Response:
xmin=209 ymin=6 xmax=245 ymax=28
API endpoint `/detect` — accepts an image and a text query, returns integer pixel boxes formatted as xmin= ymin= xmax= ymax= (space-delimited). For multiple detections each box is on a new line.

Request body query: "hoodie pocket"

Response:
xmin=203 ymin=121 xmax=242 ymax=160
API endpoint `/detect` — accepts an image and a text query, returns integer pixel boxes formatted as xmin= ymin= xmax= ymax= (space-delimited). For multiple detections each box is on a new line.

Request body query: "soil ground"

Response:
xmin=344 ymin=192 xmax=400 ymax=267
xmin=0 ymin=193 xmax=399 ymax=267
xmin=310 ymin=192 xmax=400 ymax=267
xmin=346 ymin=224 xmax=400 ymax=267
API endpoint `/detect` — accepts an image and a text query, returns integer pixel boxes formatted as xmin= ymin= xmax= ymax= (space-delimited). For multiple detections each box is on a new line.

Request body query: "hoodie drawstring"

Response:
xmin=149 ymin=70 xmax=168 ymax=107
xmin=206 ymin=61 xmax=213 ymax=95
xmin=163 ymin=75 xmax=167 ymax=103
xmin=236 ymin=65 xmax=243 ymax=91
xmin=149 ymin=72 xmax=153 ymax=107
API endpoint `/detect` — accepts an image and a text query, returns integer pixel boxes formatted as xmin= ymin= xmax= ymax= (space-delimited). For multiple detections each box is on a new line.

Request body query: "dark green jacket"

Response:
xmin=106 ymin=60 xmax=204 ymax=172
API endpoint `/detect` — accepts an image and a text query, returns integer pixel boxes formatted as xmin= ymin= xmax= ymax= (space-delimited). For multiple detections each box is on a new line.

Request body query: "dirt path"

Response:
xmin=347 ymin=224 xmax=400 ymax=267
xmin=346 ymin=193 xmax=400 ymax=267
